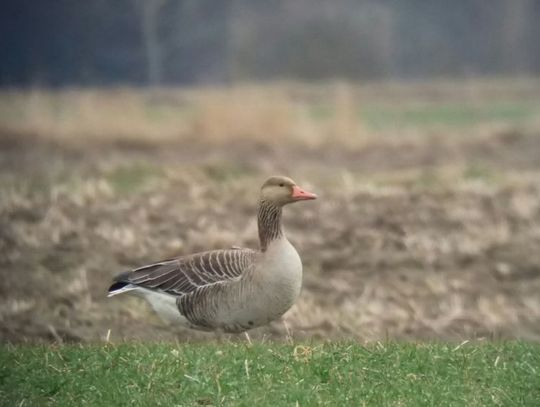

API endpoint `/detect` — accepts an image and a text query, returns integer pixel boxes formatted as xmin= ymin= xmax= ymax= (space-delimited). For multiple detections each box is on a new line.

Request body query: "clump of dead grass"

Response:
xmin=0 ymin=82 xmax=370 ymax=148
xmin=2 ymin=143 xmax=540 ymax=343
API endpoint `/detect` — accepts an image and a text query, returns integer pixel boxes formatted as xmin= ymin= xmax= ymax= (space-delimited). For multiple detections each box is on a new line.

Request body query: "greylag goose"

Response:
xmin=108 ymin=176 xmax=316 ymax=333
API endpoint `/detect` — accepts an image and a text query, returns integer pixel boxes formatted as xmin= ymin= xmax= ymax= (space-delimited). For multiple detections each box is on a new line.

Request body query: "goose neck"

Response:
xmin=257 ymin=200 xmax=283 ymax=252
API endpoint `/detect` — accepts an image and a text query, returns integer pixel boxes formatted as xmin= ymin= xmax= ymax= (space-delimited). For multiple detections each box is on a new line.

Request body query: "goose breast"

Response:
xmin=214 ymin=238 xmax=303 ymax=331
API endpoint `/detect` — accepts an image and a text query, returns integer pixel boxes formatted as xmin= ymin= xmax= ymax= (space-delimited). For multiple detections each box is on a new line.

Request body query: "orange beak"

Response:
xmin=291 ymin=185 xmax=317 ymax=201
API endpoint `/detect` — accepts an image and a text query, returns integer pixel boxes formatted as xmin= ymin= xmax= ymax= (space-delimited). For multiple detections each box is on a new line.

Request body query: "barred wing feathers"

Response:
xmin=109 ymin=249 xmax=257 ymax=297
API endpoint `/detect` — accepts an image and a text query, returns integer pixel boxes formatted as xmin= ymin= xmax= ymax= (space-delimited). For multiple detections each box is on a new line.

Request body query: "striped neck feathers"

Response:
xmin=257 ymin=200 xmax=283 ymax=252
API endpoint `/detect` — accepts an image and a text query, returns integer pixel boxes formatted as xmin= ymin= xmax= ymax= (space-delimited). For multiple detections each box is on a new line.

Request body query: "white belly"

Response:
xmin=132 ymin=287 xmax=189 ymax=325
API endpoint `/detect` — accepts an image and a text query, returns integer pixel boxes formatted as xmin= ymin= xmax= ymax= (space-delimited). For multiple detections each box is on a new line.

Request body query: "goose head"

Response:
xmin=260 ymin=176 xmax=317 ymax=206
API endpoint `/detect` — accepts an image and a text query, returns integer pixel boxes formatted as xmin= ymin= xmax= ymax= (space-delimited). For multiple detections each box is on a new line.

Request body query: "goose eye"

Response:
xmin=279 ymin=183 xmax=284 ymax=187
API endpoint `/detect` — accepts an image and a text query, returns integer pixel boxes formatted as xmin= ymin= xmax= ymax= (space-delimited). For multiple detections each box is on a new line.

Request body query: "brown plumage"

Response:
xmin=108 ymin=176 xmax=317 ymax=333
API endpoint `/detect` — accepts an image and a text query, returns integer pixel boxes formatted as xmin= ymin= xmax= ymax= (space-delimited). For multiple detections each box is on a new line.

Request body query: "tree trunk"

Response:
xmin=501 ymin=0 xmax=533 ymax=74
xmin=138 ymin=0 xmax=166 ymax=86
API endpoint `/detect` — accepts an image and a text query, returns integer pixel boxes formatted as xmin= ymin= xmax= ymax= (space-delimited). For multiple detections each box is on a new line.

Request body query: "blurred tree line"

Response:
xmin=1 ymin=0 xmax=539 ymax=86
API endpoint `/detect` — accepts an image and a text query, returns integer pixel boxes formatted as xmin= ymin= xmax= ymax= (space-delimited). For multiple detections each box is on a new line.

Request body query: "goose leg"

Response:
xmin=214 ymin=328 xmax=225 ymax=344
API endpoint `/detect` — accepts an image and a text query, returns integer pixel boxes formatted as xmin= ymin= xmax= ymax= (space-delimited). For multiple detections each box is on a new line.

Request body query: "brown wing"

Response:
xmin=109 ymin=249 xmax=257 ymax=296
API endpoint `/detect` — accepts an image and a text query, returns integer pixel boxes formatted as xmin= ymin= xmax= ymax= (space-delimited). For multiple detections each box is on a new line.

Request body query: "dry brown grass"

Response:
xmin=1 ymin=80 xmax=540 ymax=343
xmin=2 ymin=78 xmax=539 ymax=148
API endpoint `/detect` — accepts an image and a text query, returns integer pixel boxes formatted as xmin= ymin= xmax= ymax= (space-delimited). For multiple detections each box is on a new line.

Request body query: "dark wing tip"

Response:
xmin=108 ymin=270 xmax=133 ymax=294
xmin=108 ymin=281 xmax=129 ymax=293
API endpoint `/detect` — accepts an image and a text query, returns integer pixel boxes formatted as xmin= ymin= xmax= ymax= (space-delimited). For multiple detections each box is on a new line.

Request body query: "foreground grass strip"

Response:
xmin=1 ymin=342 xmax=539 ymax=406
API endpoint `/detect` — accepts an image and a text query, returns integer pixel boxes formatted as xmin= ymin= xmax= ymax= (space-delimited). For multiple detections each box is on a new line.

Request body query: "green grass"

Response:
xmin=1 ymin=342 xmax=539 ymax=406
xmin=307 ymin=100 xmax=540 ymax=130
xmin=362 ymin=102 xmax=540 ymax=129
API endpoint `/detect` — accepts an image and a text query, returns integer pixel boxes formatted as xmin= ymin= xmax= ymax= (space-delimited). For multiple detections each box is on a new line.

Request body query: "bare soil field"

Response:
xmin=1 ymin=81 xmax=540 ymax=343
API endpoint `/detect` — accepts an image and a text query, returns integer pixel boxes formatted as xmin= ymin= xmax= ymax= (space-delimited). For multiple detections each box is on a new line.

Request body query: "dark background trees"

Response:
xmin=1 ymin=0 xmax=538 ymax=87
